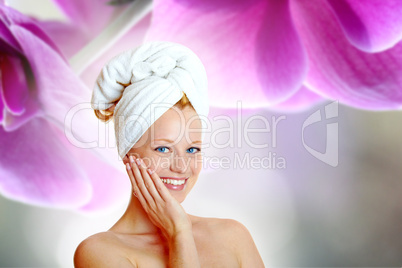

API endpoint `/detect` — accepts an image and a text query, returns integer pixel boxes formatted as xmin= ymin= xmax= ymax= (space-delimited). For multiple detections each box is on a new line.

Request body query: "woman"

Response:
xmin=74 ymin=42 xmax=265 ymax=267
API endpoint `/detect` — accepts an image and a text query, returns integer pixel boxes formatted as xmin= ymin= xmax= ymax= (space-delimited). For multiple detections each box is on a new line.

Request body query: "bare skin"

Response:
xmin=74 ymin=105 xmax=265 ymax=267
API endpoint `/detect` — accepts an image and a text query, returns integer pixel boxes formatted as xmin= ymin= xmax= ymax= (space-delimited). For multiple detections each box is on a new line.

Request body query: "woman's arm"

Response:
xmin=168 ymin=229 xmax=200 ymax=268
xmin=125 ymin=155 xmax=200 ymax=268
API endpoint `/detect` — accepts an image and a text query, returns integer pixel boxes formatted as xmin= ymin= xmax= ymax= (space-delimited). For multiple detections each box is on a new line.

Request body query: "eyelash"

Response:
xmin=155 ymin=146 xmax=201 ymax=154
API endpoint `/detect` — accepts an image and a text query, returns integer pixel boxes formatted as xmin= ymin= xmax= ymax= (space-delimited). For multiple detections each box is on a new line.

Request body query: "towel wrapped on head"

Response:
xmin=91 ymin=41 xmax=209 ymax=159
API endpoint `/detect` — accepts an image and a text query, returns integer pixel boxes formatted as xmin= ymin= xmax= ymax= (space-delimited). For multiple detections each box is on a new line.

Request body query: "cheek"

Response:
xmin=150 ymin=155 xmax=171 ymax=172
xmin=191 ymin=156 xmax=203 ymax=175
xmin=140 ymin=155 xmax=160 ymax=170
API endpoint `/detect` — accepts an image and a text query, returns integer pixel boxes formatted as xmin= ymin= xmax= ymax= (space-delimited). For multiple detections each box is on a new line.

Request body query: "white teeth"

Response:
xmin=161 ymin=179 xmax=186 ymax=185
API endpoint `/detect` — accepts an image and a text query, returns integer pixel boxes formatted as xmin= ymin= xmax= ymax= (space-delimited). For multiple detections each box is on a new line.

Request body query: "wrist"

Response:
xmin=168 ymin=227 xmax=193 ymax=242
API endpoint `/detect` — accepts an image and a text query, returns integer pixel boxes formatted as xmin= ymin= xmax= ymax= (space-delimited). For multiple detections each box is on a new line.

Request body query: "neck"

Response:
xmin=110 ymin=195 xmax=162 ymax=235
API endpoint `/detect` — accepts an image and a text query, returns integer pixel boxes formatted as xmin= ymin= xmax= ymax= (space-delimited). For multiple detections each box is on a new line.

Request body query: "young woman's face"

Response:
xmin=127 ymin=105 xmax=203 ymax=203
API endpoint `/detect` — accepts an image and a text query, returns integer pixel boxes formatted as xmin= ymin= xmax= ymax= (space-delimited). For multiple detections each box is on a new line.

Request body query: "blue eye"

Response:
xmin=155 ymin=147 xmax=200 ymax=154
xmin=187 ymin=147 xmax=201 ymax=154
xmin=156 ymin=147 xmax=169 ymax=153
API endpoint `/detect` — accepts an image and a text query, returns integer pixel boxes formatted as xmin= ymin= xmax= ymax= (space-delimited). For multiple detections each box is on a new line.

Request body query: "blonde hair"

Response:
xmin=94 ymin=92 xmax=193 ymax=123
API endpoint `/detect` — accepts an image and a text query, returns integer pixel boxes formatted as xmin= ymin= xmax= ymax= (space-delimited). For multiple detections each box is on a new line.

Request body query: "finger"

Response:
xmin=125 ymin=162 xmax=135 ymax=188
xmin=136 ymin=159 xmax=164 ymax=204
xmin=126 ymin=163 xmax=146 ymax=206
xmin=132 ymin=187 xmax=138 ymax=197
xmin=127 ymin=164 xmax=141 ymax=199
xmin=123 ymin=155 xmax=128 ymax=165
xmin=124 ymin=153 xmax=138 ymax=165
xmin=147 ymin=168 xmax=174 ymax=203
xmin=130 ymin=156 xmax=156 ymax=207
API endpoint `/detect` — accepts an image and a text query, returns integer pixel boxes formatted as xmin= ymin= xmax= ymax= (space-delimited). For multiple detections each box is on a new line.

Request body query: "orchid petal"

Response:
xmin=0 ymin=4 xmax=128 ymax=210
xmin=1 ymin=5 xmax=64 ymax=56
xmin=75 ymin=152 xmax=129 ymax=212
xmin=37 ymin=21 xmax=90 ymax=58
xmin=146 ymin=0 xmax=307 ymax=108
xmin=0 ymin=86 xmax=4 ymax=123
xmin=0 ymin=14 xmax=21 ymax=54
xmin=16 ymin=20 xmax=66 ymax=60
xmin=0 ymin=56 xmax=29 ymax=115
xmin=50 ymin=110 xmax=129 ymax=211
xmin=80 ymin=13 xmax=151 ymax=87
xmin=11 ymin=24 xmax=90 ymax=125
xmin=271 ymin=86 xmax=324 ymax=112
xmin=256 ymin=0 xmax=308 ymax=104
xmin=10 ymin=24 xmax=130 ymax=210
xmin=2 ymin=5 xmax=67 ymax=61
xmin=326 ymin=0 xmax=402 ymax=52
xmin=292 ymin=0 xmax=402 ymax=109
xmin=1 ymin=92 xmax=41 ymax=132
xmin=51 ymin=0 xmax=115 ymax=34
xmin=0 ymin=118 xmax=92 ymax=208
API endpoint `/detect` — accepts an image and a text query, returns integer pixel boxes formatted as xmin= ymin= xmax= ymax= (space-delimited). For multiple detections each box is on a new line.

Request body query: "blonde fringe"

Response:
xmin=94 ymin=92 xmax=193 ymax=123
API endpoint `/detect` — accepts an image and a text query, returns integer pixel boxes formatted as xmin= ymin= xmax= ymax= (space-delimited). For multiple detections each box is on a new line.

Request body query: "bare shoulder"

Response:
xmin=222 ymin=219 xmax=265 ymax=267
xmin=191 ymin=215 xmax=252 ymax=240
xmin=192 ymin=216 xmax=265 ymax=267
xmin=74 ymin=232 xmax=136 ymax=268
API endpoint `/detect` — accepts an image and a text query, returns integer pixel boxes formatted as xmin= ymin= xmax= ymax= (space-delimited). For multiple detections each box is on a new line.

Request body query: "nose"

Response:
xmin=169 ymin=154 xmax=188 ymax=174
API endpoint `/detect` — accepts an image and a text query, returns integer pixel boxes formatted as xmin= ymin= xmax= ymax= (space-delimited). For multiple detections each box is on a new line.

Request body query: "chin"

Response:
xmin=169 ymin=190 xmax=187 ymax=203
xmin=176 ymin=197 xmax=186 ymax=204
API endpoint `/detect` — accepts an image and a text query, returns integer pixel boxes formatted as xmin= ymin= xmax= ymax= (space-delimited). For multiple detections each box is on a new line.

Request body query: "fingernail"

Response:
xmin=147 ymin=168 xmax=154 ymax=174
xmin=136 ymin=158 xmax=141 ymax=166
xmin=129 ymin=156 xmax=134 ymax=163
xmin=126 ymin=163 xmax=131 ymax=170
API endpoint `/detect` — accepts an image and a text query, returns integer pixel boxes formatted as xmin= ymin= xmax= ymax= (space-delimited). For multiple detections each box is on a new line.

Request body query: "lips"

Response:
xmin=160 ymin=177 xmax=188 ymax=191
xmin=160 ymin=177 xmax=188 ymax=180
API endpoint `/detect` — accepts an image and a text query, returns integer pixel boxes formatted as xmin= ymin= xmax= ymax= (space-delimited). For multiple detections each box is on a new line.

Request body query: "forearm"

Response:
xmin=168 ymin=229 xmax=200 ymax=268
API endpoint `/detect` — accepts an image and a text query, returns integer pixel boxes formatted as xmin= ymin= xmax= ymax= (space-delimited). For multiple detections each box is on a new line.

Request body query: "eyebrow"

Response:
xmin=153 ymin=138 xmax=202 ymax=144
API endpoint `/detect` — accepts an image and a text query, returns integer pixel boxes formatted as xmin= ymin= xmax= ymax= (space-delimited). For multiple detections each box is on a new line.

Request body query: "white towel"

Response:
xmin=91 ymin=41 xmax=209 ymax=159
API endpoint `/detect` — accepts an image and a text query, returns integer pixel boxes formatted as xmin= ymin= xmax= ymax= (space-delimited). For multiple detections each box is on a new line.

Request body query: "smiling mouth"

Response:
xmin=160 ymin=177 xmax=188 ymax=186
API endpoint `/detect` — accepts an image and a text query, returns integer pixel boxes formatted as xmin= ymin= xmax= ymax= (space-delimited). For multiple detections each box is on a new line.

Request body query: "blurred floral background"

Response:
xmin=1 ymin=0 xmax=402 ymax=267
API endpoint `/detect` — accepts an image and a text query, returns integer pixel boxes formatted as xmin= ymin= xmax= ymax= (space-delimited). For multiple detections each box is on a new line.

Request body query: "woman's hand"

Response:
xmin=123 ymin=155 xmax=192 ymax=240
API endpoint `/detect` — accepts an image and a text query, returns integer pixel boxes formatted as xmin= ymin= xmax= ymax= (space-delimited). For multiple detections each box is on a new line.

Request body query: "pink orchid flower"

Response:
xmin=146 ymin=0 xmax=402 ymax=110
xmin=40 ymin=0 xmax=117 ymax=58
xmin=0 ymin=3 xmax=129 ymax=211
